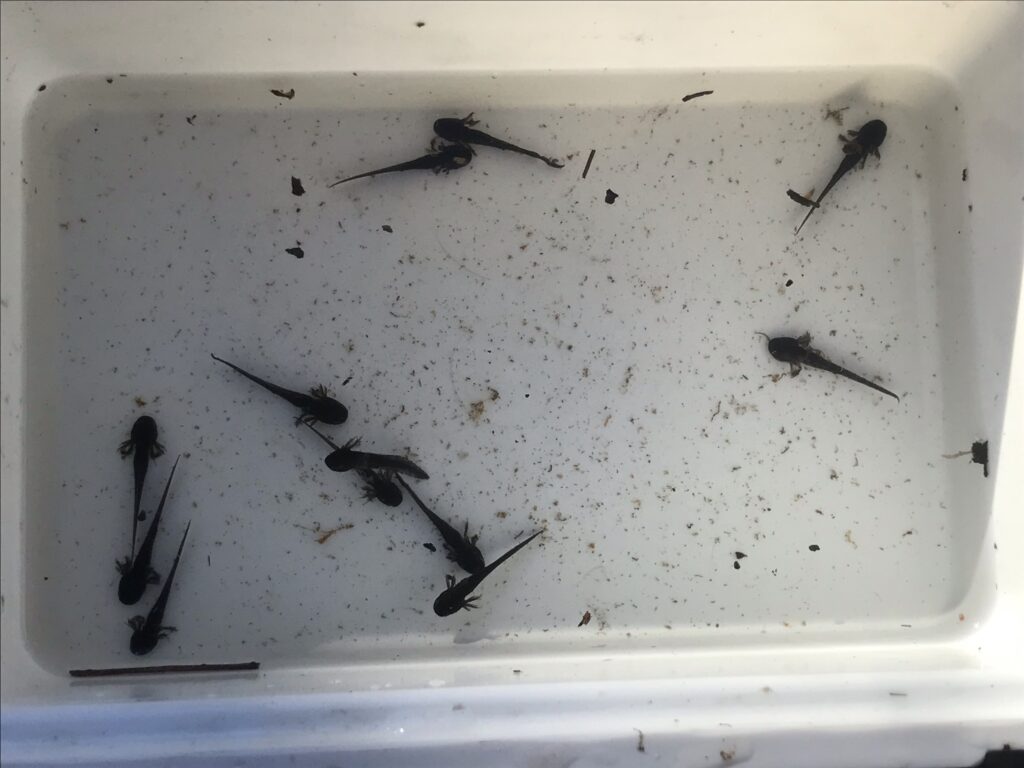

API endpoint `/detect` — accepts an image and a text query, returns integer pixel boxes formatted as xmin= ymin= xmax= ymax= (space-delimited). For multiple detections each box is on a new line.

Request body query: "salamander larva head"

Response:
xmin=767 ymin=337 xmax=804 ymax=363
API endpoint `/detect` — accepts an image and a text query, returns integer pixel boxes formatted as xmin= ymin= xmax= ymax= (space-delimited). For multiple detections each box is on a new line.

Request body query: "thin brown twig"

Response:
xmin=70 ymin=662 xmax=259 ymax=678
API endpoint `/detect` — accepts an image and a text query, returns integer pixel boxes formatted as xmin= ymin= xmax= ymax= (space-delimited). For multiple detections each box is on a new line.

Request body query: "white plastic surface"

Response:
xmin=2 ymin=2 xmax=1023 ymax=767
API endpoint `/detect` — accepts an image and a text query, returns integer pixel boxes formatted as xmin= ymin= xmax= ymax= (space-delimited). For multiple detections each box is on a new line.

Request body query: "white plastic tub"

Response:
xmin=2 ymin=2 xmax=1023 ymax=766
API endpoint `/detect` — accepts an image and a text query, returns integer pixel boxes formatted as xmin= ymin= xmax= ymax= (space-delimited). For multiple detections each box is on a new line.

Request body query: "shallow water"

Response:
xmin=21 ymin=70 xmax=986 ymax=670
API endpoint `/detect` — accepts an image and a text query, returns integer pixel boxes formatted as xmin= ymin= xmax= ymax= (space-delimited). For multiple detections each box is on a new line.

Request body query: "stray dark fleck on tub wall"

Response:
xmin=944 ymin=440 xmax=990 ymax=477
xmin=270 ymin=88 xmax=295 ymax=100
xmin=382 ymin=224 xmax=393 ymax=233
xmin=972 ymin=440 xmax=989 ymax=477
xmin=186 ymin=115 xmax=197 ymax=125
xmin=578 ymin=610 xmax=591 ymax=627
xmin=809 ymin=544 xmax=820 ymax=552
xmin=605 ymin=189 xmax=618 ymax=204
xmin=38 ymin=84 xmax=46 ymax=92
xmin=291 ymin=177 xmax=305 ymax=196
xmin=423 ymin=542 xmax=436 ymax=552
xmin=285 ymin=245 xmax=304 ymax=259
xmin=415 ymin=21 xmax=425 ymax=27
xmin=682 ymin=90 xmax=713 ymax=102
xmin=962 ymin=168 xmax=968 ymax=182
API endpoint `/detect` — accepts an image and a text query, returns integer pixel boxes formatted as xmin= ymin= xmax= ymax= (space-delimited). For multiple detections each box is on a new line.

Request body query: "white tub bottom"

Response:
xmin=19 ymin=69 xmax=994 ymax=672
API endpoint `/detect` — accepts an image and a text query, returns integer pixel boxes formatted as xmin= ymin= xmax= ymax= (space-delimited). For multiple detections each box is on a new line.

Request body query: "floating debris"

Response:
xmin=70 ymin=662 xmax=259 ymax=678
xmin=682 ymin=90 xmax=713 ymax=102
xmin=293 ymin=521 xmax=354 ymax=545
xmin=943 ymin=440 xmax=989 ymax=477
xmin=582 ymin=149 xmax=596 ymax=179
xmin=972 ymin=440 xmax=990 ymax=477
xmin=824 ymin=105 xmax=848 ymax=125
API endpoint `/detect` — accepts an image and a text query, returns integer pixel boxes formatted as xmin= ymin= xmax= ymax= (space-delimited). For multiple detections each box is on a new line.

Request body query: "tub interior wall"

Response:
xmin=20 ymin=69 xmax=1003 ymax=673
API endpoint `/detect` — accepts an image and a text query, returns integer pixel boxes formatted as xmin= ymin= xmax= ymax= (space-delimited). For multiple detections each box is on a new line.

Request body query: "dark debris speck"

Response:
xmin=582 ymin=149 xmax=596 ymax=179
xmin=286 ymin=246 xmax=304 ymax=259
xmin=382 ymin=225 xmax=393 ymax=233
xmin=824 ymin=106 xmax=849 ymax=125
xmin=809 ymin=544 xmax=820 ymax=552
xmin=682 ymin=90 xmax=714 ymax=102
xmin=423 ymin=542 xmax=436 ymax=552
xmin=604 ymin=189 xmax=619 ymax=205
xmin=972 ymin=440 xmax=989 ymax=477
xmin=291 ymin=177 xmax=305 ymax=196
xmin=270 ymin=88 xmax=295 ymax=100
